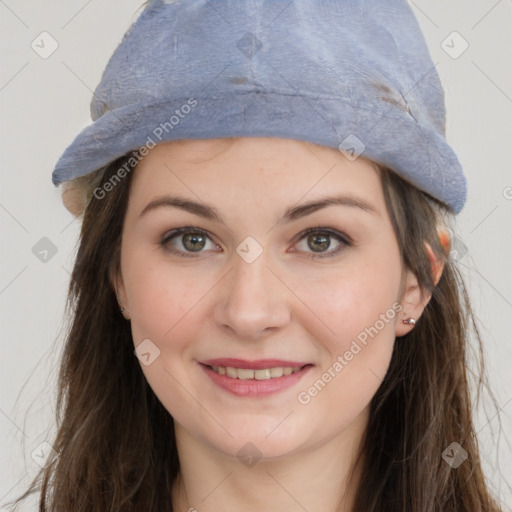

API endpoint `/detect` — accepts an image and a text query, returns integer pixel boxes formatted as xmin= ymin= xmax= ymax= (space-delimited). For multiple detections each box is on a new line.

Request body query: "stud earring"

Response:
xmin=402 ymin=317 xmax=416 ymax=325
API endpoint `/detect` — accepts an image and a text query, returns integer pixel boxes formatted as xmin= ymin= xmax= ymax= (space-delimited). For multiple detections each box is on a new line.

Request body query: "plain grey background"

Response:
xmin=1 ymin=1 xmax=511 ymax=510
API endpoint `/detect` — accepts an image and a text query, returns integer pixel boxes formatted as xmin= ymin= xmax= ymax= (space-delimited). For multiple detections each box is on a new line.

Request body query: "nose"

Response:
xmin=213 ymin=247 xmax=291 ymax=341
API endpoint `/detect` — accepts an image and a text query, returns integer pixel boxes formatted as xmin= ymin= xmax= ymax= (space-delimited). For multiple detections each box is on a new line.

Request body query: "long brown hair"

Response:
xmin=351 ymin=167 xmax=504 ymax=511
xmin=6 ymin=148 xmax=505 ymax=511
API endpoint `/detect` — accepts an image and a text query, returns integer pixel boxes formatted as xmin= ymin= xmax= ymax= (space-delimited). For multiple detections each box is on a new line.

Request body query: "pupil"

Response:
xmin=308 ymin=233 xmax=330 ymax=252
xmin=183 ymin=233 xmax=205 ymax=252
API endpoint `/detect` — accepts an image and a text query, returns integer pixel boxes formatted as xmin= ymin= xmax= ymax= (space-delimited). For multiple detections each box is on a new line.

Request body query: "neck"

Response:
xmin=171 ymin=407 xmax=368 ymax=512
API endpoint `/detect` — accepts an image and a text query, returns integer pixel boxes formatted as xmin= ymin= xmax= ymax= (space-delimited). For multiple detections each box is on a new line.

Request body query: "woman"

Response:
xmin=8 ymin=0 xmax=504 ymax=510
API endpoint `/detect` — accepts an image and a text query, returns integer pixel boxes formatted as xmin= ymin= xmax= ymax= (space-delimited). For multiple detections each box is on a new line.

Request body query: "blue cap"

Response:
xmin=52 ymin=0 xmax=467 ymax=213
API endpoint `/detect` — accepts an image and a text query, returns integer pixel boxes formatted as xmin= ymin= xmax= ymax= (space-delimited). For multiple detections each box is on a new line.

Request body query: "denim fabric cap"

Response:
xmin=51 ymin=0 xmax=467 ymax=213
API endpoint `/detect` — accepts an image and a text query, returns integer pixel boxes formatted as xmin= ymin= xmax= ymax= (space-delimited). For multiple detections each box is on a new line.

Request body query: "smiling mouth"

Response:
xmin=207 ymin=365 xmax=307 ymax=380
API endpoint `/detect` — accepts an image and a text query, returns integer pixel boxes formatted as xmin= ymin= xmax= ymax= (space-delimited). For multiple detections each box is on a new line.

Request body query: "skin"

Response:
xmin=114 ymin=137 xmax=441 ymax=512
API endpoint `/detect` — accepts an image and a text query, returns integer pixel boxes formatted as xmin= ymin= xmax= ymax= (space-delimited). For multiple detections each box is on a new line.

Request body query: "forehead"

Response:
xmin=127 ymin=137 xmax=385 ymax=212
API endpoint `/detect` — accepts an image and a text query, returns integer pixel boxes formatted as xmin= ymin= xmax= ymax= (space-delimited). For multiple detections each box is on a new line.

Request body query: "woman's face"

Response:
xmin=116 ymin=137 xmax=413 ymax=460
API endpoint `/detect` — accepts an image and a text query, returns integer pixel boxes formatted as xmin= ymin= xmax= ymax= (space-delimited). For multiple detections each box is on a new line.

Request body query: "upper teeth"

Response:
xmin=211 ymin=366 xmax=302 ymax=380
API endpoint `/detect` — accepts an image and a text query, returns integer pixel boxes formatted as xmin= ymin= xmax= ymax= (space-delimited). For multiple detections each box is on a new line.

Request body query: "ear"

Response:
xmin=110 ymin=268 xmax=131 ymax=320
xmin=425 ymin=226 xmax=451 ymax=287
xmin=395 ymin=268 xmax=432 ymax=337
xmin=395 ymin=232 xmax=448 ymax=337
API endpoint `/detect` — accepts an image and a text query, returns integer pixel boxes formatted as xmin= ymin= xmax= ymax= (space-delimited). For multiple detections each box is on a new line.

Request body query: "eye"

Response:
xmin=160 ymin=226 xmax=220 ymax=257
xmin=292 ymin=227 xmax=352 ymax=259
xmin=160 ymin=225 xmax=352 ymax=259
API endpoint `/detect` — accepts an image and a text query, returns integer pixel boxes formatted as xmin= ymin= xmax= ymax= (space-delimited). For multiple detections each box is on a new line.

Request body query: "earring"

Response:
xmin=402 ymin=317 xmax=416 ymax=325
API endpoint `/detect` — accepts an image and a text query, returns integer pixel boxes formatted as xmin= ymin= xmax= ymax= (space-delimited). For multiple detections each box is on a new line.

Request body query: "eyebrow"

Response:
xmin=138 ymin=194 xmax=379 ymax=224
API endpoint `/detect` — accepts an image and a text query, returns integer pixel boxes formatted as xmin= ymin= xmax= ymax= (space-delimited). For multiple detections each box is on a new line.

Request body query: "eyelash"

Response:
xmin=159 ymin=225 xmax=352 ymax=259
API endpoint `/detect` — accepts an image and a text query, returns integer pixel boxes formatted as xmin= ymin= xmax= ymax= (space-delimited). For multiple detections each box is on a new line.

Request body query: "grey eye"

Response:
xmin=306 ymin=233 xmax=331 ymax=252
xmin=181 ymin=232 xmax=207 ymax=252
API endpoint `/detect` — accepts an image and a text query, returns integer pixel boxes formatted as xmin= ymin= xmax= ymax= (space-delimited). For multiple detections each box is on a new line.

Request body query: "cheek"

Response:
xmin=294 ymin=250 xmax=402 ymax=411
xmin=300 ymin=324 xmax=395 ymax=436
xmin=297 ymin=251 xmax=402 ymax=353
xmin=123 ymin=247 xmax=215 ymax=345
xmin=122 ymin=254 xmax=208 ymax=420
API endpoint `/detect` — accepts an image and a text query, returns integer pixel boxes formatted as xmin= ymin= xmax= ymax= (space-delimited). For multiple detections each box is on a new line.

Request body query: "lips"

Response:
xmin=200 ymin=358 xmax=312 ymax=397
